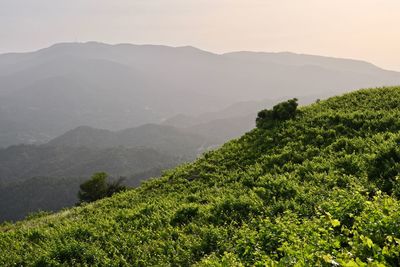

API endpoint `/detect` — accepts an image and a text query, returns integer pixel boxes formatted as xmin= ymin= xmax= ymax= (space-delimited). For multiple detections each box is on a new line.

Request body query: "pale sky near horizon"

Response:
xmin=1 ymin=0 xmax=399 ymax=70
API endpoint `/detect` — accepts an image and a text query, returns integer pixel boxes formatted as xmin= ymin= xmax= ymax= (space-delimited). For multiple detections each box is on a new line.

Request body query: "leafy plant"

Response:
xmin=256 ymin=98 xmax=298 ymax=128
xmin=78 ymin=172 xmax=126 ymax=203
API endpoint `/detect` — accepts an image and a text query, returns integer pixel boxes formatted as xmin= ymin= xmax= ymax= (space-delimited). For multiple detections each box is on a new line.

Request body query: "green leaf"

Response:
xmin=331 ymin=219 xmax=341 ymax=227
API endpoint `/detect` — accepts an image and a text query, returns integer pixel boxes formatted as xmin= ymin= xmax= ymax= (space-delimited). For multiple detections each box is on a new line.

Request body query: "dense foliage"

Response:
xmin=78 ymin=172 xmax=126 ymax=203
xmin=1 ymin=87 xmax=400 ymax=266
xmin=256 ymin=98 xmax=298 ymax=128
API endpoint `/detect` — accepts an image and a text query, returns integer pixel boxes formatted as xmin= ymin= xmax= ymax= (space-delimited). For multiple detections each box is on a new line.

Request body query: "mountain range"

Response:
xmin=1 ymin=42 xmax=400 ymax=147
xmin=0 ymin=122 xmax=210 ymax=221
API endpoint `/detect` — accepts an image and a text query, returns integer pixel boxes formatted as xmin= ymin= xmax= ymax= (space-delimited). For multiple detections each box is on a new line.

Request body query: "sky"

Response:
xmin=1 ymin=0 xmax=399 ymax=71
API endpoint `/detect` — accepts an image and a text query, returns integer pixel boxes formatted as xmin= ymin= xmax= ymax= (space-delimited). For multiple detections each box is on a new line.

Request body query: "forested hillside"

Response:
xmin=1 ymin=87 xmax=400 ymax=266
xmin=0 ymin=145 xmax=181 ymax=186
xmin=0 ymin=124 xmax=206 ymax=221
xmin=0 ymin=118 xmax=246 ymax=222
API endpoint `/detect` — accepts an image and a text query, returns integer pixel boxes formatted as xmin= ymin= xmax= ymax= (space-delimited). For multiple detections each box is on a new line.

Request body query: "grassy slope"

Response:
xmin=1 ymin=87 xmax=400 ymax=266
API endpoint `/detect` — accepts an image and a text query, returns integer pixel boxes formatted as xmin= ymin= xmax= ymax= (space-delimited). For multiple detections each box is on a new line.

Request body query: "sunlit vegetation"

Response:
xmin=1 ymin=87 xmax=400 ymax=266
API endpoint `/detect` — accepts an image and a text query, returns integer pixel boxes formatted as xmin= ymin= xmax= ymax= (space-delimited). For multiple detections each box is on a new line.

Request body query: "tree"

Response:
xmin=256 ymin=98 xmax=298 ymax=128
xmin=107 ymin=177 xmax=127 ymax=196
xmin=78 ymin=172 xmax=126 ymax=204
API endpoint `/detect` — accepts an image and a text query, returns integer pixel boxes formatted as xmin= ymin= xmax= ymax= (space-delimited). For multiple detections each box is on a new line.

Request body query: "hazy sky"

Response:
xmin=1 ymin=0 xmax=399 ymax=70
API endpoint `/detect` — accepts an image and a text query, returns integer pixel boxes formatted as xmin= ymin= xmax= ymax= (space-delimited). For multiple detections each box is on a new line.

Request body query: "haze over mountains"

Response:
xmin=1 ymin=42 xmax=400 ymax=147
xmin=0 ymin=123 xmax=210 ymax=221
xmin=0 ymin=129 xmax=194 ymax=186
xmin=1 ymin=42 xmax=400 ymax=221
xmin=0 ymin=96 xmax=265 ymax=221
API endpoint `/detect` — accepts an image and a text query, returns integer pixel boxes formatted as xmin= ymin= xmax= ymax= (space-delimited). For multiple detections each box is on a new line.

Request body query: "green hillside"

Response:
xmin=2 ymin=87 xmax=400 ymax=266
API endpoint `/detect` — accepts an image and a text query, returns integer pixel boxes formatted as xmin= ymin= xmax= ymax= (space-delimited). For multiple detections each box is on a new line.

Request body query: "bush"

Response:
xmin=171 ymin=205 xmax=199 ymax=226
xmin=209 ymin=194 xmax=262 ymax=225
xmin=368 ymin=144 xmax=400 ymax=196
xmin=78 ymin=172 xmax=126 ymax=203
xmin=256 ymin=98 xmax=298 ymax=128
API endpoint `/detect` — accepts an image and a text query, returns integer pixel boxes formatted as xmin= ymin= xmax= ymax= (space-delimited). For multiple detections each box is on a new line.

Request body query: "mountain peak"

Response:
xmin=223 ymin=50 xmax=385 ymax=73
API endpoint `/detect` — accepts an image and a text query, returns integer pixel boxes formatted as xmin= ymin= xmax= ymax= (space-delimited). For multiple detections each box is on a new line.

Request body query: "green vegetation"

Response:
xmin=1 ymin=87 xmax=400 ymax=266
xmin=78 ymin=172 xmax=126 ymax=204
xmin=0 ymin=168 xmax=166 ymax=222
xmin=256 ymin=98 xmax=298 ymax=128
xmin=0 ymin=145 xmax=183 ymax=222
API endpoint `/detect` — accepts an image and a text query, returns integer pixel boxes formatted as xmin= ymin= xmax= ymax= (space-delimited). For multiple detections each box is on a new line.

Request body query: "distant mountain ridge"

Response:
xmin=0 ymin=122 xmax=208 ymax=221
xmin=223 ymin=51 xmax=390 ymax=74
xmin=162 ymin=99 xmax=274 ymax=128
xmin=47 ymin=124 xmax=213 ymax=156
xmin=0 ymin=144 xmax=180 ymax=186
xmin=1 ymin=42 xmax=400 ymax=147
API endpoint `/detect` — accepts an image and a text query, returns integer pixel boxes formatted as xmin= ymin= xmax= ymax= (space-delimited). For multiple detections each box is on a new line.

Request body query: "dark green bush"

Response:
xmin=171 ymin=205 xmax=199 ymax=226
xmin=78 ymin=172 xmax=126 ymax=203
xmin=256 ymin=98 xmax=298 ymax=128
xmin=368 ymin=144 xmax=400 ymax=196
xmin=209 ymin=195 xmax=262 ymax=225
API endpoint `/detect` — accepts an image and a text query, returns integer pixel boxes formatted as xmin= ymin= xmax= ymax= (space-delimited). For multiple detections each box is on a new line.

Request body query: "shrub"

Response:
xmin=209 ymin=194 xmax=262 ymax=225
xmin=256 ymin=98 xmax=298 ymax=128
xmin=171 ymin=205 xmax=199 ymax=226
xmin=78 ymin=172 xmax=126 ymax=203
xmin=368 ymin=144 xmax=400 ymax=196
